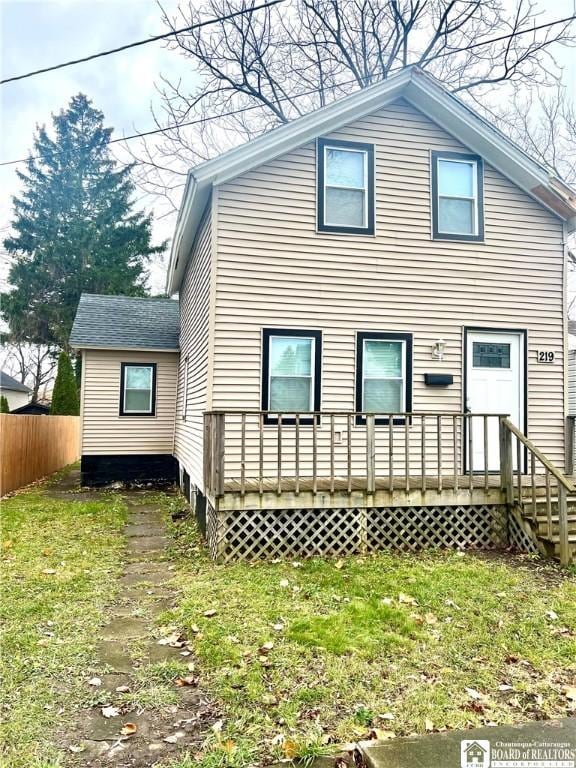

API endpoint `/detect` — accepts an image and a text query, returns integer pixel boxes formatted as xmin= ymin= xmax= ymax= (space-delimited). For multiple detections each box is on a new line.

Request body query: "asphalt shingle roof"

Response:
xmin=0 ymin=371 xmax=31 ymax=393
xmin=70 ymin=294 xmax=180 ymax=350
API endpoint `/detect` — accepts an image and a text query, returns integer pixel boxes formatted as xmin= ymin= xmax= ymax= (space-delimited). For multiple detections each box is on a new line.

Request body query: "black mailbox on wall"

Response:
xmin=424 ymin=373 xmax=454 ymax=387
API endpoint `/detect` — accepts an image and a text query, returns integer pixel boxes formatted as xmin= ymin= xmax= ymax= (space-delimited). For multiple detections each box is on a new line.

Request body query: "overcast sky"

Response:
xmin=1 ymin=0 xmax=575 ymax=296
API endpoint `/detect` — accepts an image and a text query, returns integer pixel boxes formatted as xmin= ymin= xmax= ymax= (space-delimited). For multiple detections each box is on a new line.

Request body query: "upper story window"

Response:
xmin=431 ymin=151 xmax=484 ymax=241
xmin=120 ymin=363 xmax=156 ymax=416
xmin=355 ymin=332 xmax=413 ymax=425
xmin=317 ymin=138 xmax=375 ymax=235
xmin=261 ymin=329 xmax=322 ymax=424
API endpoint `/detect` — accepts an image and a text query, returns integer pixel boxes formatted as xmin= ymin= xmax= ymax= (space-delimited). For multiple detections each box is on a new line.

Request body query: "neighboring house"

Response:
xmin=71 ymin=67 xmax=576 ymax=562
xmin=10 ymin=402 xmax=50 ymax=415
xmin=0 ymin=371 xmax=31 ymax=411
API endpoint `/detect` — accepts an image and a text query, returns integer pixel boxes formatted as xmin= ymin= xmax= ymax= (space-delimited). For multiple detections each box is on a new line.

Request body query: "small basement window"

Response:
xmin=317 ymin=138 xmax=375 ymax=235
xmin=262 ymin=329 xmax=322 ymax=424
xmin=431 ymin=151 xmax=484 ymax=241
xmin=355 ymin=332 xmax=413 ymax=424
xmin=120 ymin=363 xmax=156 ymax=416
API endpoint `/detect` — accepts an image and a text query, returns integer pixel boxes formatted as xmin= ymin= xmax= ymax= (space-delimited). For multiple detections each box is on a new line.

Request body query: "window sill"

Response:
xmin=432 ymin=233 xmax=484 ymax=243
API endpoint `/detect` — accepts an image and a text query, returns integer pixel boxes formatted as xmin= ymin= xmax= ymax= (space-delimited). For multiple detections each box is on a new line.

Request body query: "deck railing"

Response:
xmin=204 ymin=410 xmax=511 ymax=498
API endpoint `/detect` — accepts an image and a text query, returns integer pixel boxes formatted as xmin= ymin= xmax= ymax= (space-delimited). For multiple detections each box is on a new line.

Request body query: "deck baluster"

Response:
xmin=347 ymin=413 xmax=352 ymax=494
xmin=388 ymin=418 xmax=393 ymax=492
xmin=545 ymin=470 xmax=552 ymax=539
xmin=405 ymin=417 xmax=410 ymax=492
xmin=312 ymin=416 xmax=318 ymax=495
xmin=468 ymin=415 xmax=473 ymax=494
xmin=295 ymin=414 xmax=300 ymax=496
xmin=516 ymin=435 xmax=522 ymax=500
xmin=531 ymin=452 xmax=537 ymax=522
xmin=258 ymin=413 xmax=264 ymax=495
xmin=366 ymin=414 xmax=376 ymax=494
xmin=437 ymin=414 xmax=442 ymax=492
xmin=483 ymin=415 xmax=489 ymax=492
xmin=240 ymin=412 xmax=246 ymax=496
xmin=277 ymin=413 xmax=282 ymax=495
xmin=421 ymin=415 xmax=426 ymax=492
xmin=453 ymin=415 xmax=459 ymax=492
xmin=330 ymin=414 xmax=335 ymax=494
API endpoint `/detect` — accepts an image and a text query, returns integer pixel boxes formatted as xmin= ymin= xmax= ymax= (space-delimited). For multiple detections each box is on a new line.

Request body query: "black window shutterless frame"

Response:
xmin=317 ymin=138 xmax=375 ymax=235
xmin=355 ymin=331 xmax=413 ymax=425
xmin=119 ymin=362 xmax=157 ymax=417
xmin=261 ymin=328 xmax=322 ymax=425
xmin=431 ymin=150 xmax=484 ymax=242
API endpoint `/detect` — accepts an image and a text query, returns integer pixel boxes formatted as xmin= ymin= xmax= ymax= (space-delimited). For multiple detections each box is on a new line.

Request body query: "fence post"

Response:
xmin=565 ymin=416 xmax=575 ymax=475
xmin=499 ymin=418 xmax=513 ymax=505
xmin=557 ymin=482 xmax=570 ymax=566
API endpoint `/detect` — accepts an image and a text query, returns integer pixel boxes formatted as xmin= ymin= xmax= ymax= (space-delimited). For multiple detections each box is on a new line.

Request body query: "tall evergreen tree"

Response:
xmin=50 ymin=351 xmax=80 ymax=415
xmin=2 ymin=94 xmax=164 ymax=348
xmin=0 ymin=396 xmax=10 ymax=414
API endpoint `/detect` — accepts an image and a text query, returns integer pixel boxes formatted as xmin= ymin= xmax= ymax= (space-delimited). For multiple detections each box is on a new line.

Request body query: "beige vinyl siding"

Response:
xmin=81 ymin=350 xmax=178 ymax=455
xmin=174 ymin=204 xmax=212 ymax=489
xmin=212 ymin=98 xmax=566 ymax=474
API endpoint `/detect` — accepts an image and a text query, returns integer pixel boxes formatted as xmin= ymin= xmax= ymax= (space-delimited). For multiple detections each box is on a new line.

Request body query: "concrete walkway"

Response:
xmin=59 ymin=476 xmax=218 ymax=766
xmin=358 ymin=718 xmax=576 ymax=768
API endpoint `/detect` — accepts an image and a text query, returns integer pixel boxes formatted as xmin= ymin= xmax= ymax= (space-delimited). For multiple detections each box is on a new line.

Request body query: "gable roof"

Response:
xmin=70 ymin=294 xmax=180 ymax=351
xmin=166 ymin=66 xmax=576 ymax=294
xmin=1 ymin=371 xmax=31 ymax=393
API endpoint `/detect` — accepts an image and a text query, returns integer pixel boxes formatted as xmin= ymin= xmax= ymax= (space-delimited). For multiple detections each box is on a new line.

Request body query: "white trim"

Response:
xmin=437 ymin=156 xmax=479 ymax=236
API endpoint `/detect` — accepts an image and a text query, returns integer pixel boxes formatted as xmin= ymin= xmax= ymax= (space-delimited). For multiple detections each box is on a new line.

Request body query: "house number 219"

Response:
xmin=537 ymin=350 xmax=555 ymax=363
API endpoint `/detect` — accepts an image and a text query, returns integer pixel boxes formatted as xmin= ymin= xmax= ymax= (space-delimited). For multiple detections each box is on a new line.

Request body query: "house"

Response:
xmin=0 ymin=371 xmax=31 ymax=412
xmin=71 ymin=67 xmax=576 ymax=563
xmin=10 ymin=401 xmax=50 ymax=415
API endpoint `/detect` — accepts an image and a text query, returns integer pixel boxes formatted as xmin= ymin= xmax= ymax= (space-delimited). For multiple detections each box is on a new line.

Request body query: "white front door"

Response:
xmin=466 ymin=331 xmax=524 ymax=471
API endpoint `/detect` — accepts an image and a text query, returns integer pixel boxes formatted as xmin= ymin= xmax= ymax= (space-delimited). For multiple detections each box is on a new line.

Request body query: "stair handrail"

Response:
xmin=500 ymin=418 xmax=576 ymax=493
xmin=499 ymin=417 xmax=573 ymax=565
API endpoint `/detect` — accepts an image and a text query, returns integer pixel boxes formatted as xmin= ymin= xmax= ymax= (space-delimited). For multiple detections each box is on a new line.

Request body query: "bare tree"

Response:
xmin=0 ymin=341 xmax=58 ymax=402
xmin=129 ymin=0 xmax=575 ymax=211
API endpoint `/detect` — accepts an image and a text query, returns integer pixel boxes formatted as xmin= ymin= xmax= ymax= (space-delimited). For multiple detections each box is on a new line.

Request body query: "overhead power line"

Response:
xmin=0 ymin=13 xmax=574 ymax=168
xmin=0 ymin=0 xmax=285 ymax=85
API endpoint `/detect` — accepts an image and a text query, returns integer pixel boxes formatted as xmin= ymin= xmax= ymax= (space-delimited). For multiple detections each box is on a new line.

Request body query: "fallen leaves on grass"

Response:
xmin=368 ymin=728 xmax=396 ymax=740
xmin=101 ymin=705 xmax=120 ymax=718
xmin=174 ymin=675 xmax=198 ymax=687
xmin=398 ymin=593 xmax=418 ymax=606
xmin=87 ymin=677 xmax=102 ymax=687
xmin=204 ymin=609 xmax=218 ymax=618
xmin=120 ymin=723 xmax=137 ymax=736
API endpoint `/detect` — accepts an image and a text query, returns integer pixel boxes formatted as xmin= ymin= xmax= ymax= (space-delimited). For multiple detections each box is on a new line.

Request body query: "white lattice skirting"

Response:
xmin=206 ymin=503 xmax=511 ymax=562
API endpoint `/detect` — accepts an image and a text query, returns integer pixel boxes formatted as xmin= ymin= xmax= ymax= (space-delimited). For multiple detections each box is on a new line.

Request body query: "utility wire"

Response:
xmin=1 ymin=13 xmax=574 ymax=168
xmin=0 ymin=0 xmax=285 ymax=85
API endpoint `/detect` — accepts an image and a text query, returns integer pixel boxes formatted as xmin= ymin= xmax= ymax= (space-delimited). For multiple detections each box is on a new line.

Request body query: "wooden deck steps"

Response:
xmin=519 ymin=494 xmax=576 ymax=562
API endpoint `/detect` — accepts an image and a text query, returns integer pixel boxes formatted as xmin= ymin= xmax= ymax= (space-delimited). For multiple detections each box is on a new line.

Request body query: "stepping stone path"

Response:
xmin=63 ymin=485 xmax=219 ymax=766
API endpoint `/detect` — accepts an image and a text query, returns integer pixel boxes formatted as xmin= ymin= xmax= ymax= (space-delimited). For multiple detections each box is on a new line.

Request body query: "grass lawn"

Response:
xmin=1 ymin=472 xmax=127 ymax=768
xmin=161 ymin=500 xmax=576 ymax=767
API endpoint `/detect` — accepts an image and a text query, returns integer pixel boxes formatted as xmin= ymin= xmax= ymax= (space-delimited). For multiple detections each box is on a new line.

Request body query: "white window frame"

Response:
xmin=361 ymin=338 xmax=407 ymax=413
xmin=268 ymin=335 xmax=315 ymax=412
xmin=436 ymin=156 xmax=479 ymax=236
xmin=323 ymin=145 xmax=369 ymax=229
xmin=122 ymin=364 xmax=154 ymax=415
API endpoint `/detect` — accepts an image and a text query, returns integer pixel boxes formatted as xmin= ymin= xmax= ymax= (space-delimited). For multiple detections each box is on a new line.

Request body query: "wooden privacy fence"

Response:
xmin=0 ymin=415 xmax=80 ymax=495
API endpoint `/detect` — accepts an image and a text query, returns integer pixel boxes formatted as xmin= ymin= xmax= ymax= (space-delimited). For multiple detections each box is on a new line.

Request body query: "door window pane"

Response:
xmin=326 ymin=149 xmax=365 ymax=187
xmin=473 ymin=342 xmax=511 ymax=368
xmin=438 ymin=198 xmax=474 ymax=234
xmin=438 ymin=160 xmax=474 ymax=197
xmin=325 ymin=188 xmax=365 ymax=227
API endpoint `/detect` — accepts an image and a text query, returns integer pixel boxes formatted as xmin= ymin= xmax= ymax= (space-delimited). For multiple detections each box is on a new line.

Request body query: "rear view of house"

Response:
xmin=1 ymin=371 xmax=31 ymax=412
xmin=72 ymin=67 xmax=576 ymax=563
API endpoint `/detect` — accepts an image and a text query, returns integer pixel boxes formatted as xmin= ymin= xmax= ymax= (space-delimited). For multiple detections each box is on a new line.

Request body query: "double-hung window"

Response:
xmin=355 ymin=332 xmax=412 ymax=424
xmin=120 ymin=363 xmax=156 ymax=416
xmin=262 ymin=329 xmax=322 ymax=424
xmin=432 ymin=151 xmax=484 ymax=241
xmin=317 ymin=138 xmax=375 ymax=235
